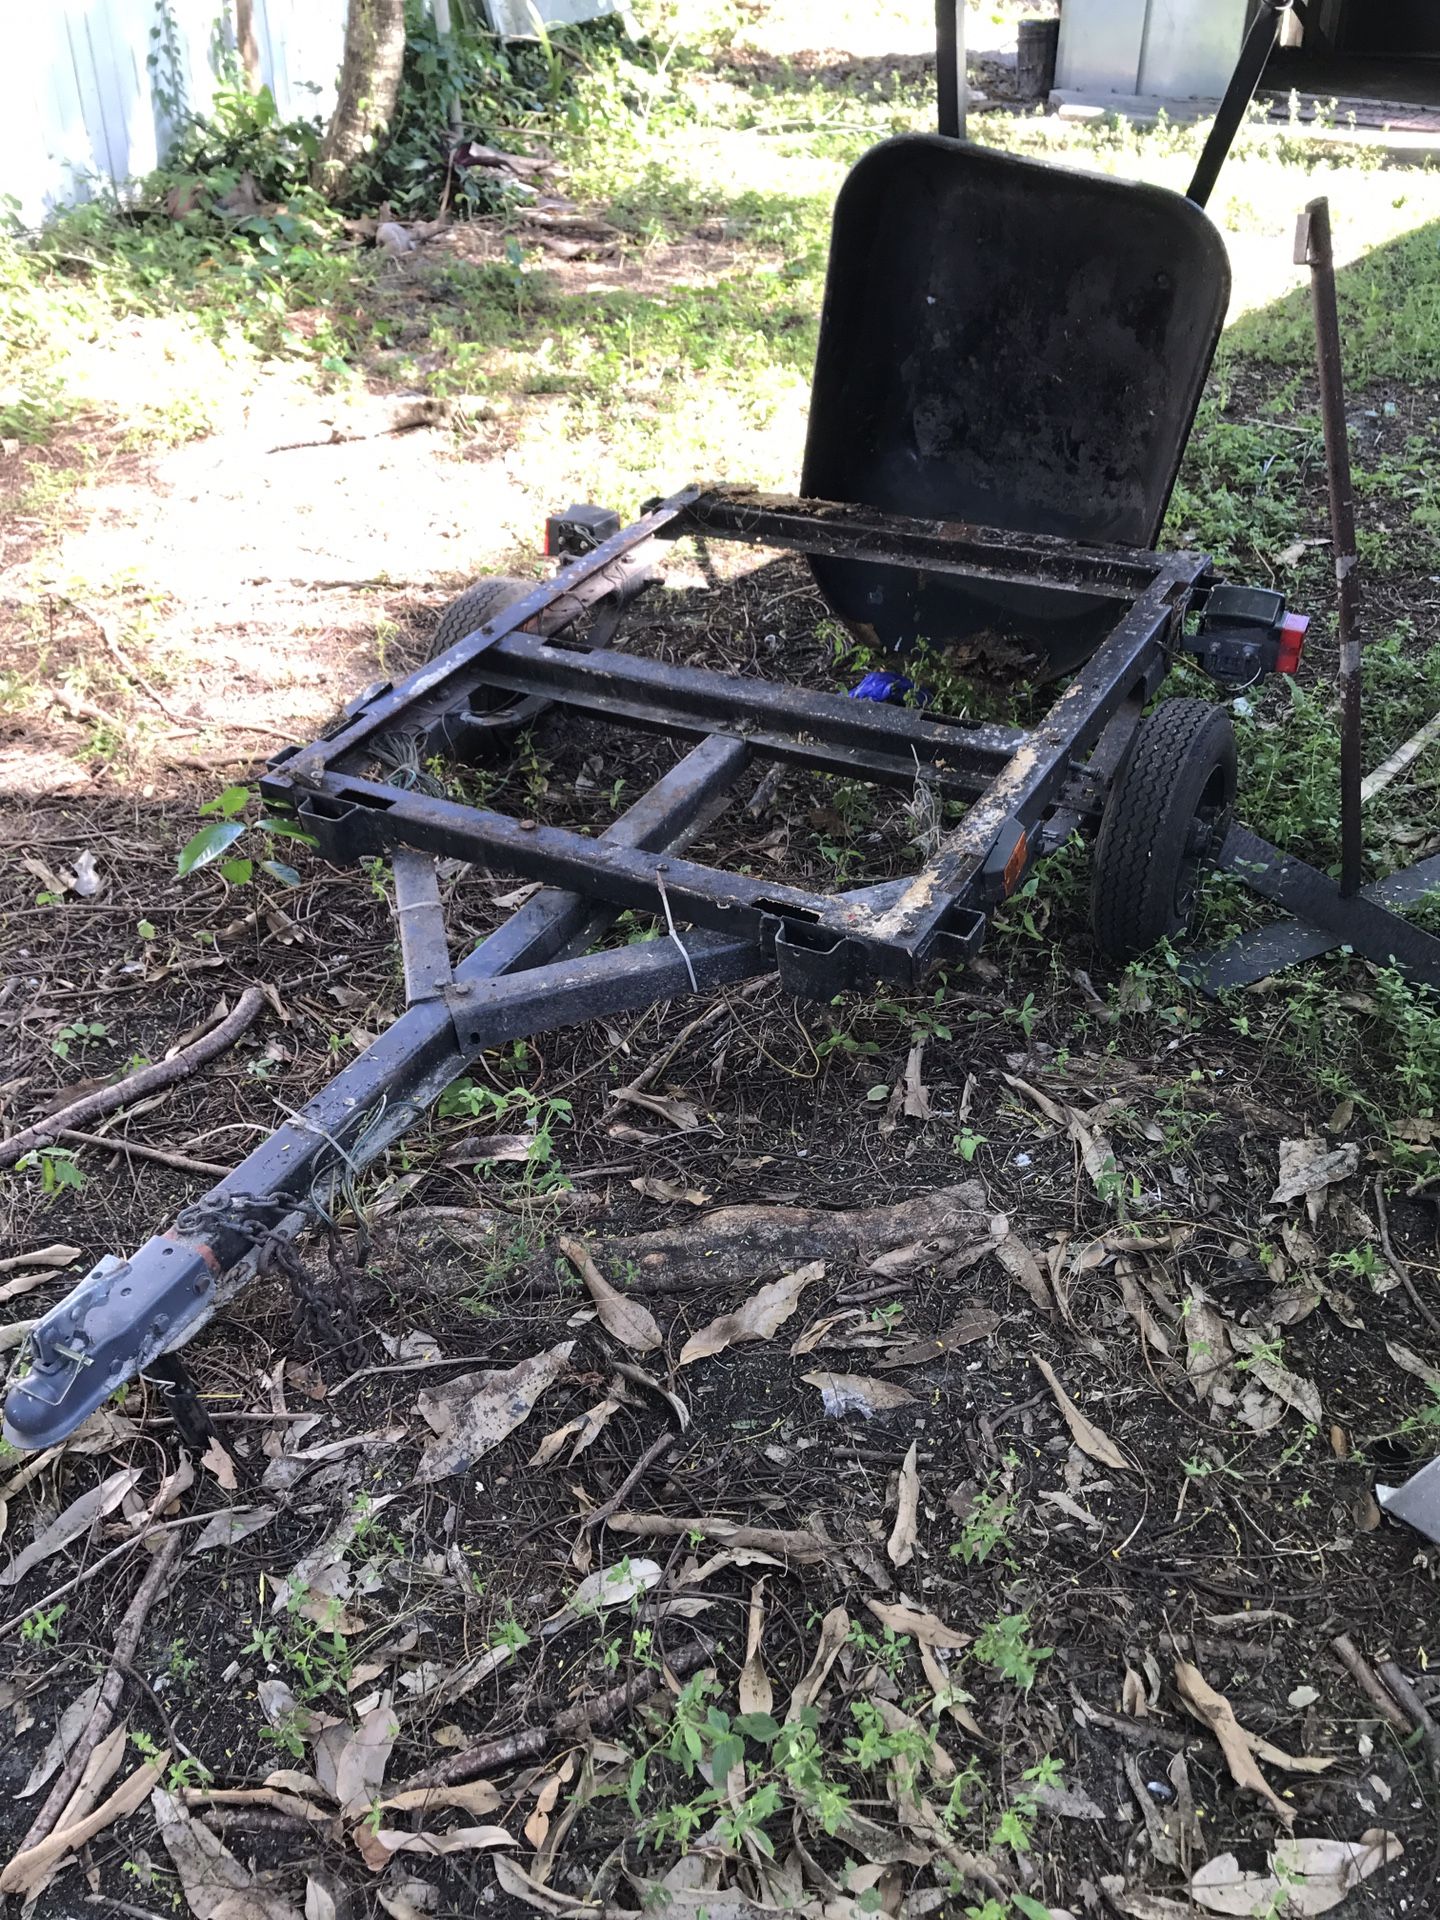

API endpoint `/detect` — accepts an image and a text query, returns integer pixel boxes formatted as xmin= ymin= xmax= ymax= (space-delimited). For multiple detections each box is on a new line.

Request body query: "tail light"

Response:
xmin=1276 ymin=611 xmax=1309 ymax=675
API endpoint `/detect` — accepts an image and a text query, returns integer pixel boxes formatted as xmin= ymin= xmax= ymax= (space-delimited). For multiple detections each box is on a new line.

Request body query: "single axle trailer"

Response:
xmin=10 ymin=0 xmax=1434 ymax=1453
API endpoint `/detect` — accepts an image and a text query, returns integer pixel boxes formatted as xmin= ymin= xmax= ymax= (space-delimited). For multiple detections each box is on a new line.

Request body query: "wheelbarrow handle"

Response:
xmin=1186 ymin=0 xmax=1293 ymax=209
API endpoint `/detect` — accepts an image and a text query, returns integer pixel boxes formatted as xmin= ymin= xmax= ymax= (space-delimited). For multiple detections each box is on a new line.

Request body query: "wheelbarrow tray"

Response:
xmin=802 ymin=137 xmax=1231 ymax=677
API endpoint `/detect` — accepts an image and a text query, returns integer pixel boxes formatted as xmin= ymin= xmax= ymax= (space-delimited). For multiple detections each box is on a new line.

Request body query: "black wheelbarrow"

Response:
xmin=6 ymin=3 xmax=1310 ymax=1449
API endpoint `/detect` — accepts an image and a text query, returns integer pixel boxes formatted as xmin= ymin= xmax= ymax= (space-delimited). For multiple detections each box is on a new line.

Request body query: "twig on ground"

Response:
xmin=1069 ymin=1688 xmax=1191 ymax=1752
xmin=53 ymin=594 xmax=192 ymax=726
xmin=610 ymin=999 xmax=730 ymax=1110
xmin=395 ymin=1638 xmax=714 ymax=1792
xmin=1378 ymin=1659 xmax=1440 ymax=1777
xmin=1373 ymin=1175 xmax=1440 ymax=1340
xmin=1329 ymin=1633 xmax=1414 ymax=1736
xmin=0 ymin=988 xmax=265 ymax=1170
xmin=54 ymin=1129 xmax=230 ymax=1178
xmin=84 ymin=1897 xmax=172 ymax=1920
xmin=579 ymin=1429 xmax=676 ymax=1538
xmin=16 ymin=1534 xmax=184 ymax=1854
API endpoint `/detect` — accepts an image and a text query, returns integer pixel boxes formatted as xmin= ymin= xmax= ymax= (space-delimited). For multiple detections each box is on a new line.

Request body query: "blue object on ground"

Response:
xmin=849 ymin=669 xmax=929 ymax=705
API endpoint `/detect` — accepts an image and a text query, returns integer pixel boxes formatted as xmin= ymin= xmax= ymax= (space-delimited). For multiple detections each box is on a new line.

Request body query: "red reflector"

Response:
xmin=1276 ymin=611 xmax=1309 ymax=675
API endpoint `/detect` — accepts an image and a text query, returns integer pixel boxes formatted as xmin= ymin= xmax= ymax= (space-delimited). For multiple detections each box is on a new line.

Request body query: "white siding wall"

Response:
xmin=0 ymin=1 xmax=346 ymax=229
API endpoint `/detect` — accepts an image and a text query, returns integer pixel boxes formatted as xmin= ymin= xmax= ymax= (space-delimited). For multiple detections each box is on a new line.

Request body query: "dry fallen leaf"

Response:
xmin=354 ymin=1825 xmax=515 ymax=1872
xmin=1185 ymin=1290 xmax=1235 ymax=1406
xmin=1385 ymin=1340 xmax=1440 ymax=1394
xmin=901 ymin=1037 xmax=932 ymax=1121
xmin=377 ymin=1781 xmax=503 ymax=1818
xmin=1174 ymin=1660 xmax=1294 ymax=1826
xmin=190 ymin=1506 xmax=277 ymax=1555
xmin=887 ymin=1441 xmax=920 ymax=1569
xmin=918 ymin=1640 xmax=985 ymax=1738
xmin=318 ymin=1702 xmax=398 ymax=1818
xmin=995 ymin=1234 xmax=1055 ymax=1313
xmin=200 ymin=1438 xmax=240 ymax=1491
xmin=1272 ymin=1138 xmax=1360 ymax=1207
xmin=786 ymin=1605 xmax=850 ymax=1721
xmin=0 ymin=1243 xmax=82 ymax=1277
xmin=558 ymin=1236 xmax=661 ymax=1355
xmin=0 ymin=1467 xmax=143 ymax=1587
xmin=151 ymin=1784 xmax=303 ymax=1918
xmin=524 ymin=1769 xmax=564 ymax=1849
xmin=1033 ymin=1357 xmax=1131 ymax=1472
xmin=19 ymin=1677 xmax=103 ymax=1798
xmin=1190 ymin=1829 xmax=1402 ymax=1916
xmin=801 ymin=1371 xmax=915 ymax=1418
xmin=680 ymin=1262 xmax=823 ymax=1365
xmin=630 ymin=1176 xmax=711 ymax=1206
xmin=546 ymin=1558 xmax=663 ymax=1636
xmin=879 ymin=1308 xmax=1000 ymax=1369
xmin=738 ymin=1579 xmax=773 ymax=1716
xmin=416 ymin=1342 xmax=574 ymax=1482
xmin=865 ymin=1597 xmax=969 ymax=1650
xmin=528 ymin=1395 xmax=620 ymax=1468
xmin=0 ymin=1755 xmax=167 ymax=1898
xmin=1227 ymin=1326 xmax=1322 ymax=1426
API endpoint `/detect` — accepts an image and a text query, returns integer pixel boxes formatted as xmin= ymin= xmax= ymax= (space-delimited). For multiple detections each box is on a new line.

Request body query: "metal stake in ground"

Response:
xmin=935 ymin=0 xmax=966 ymax=140
xmin=1296 ymin=196 xmax=1365 ymax=899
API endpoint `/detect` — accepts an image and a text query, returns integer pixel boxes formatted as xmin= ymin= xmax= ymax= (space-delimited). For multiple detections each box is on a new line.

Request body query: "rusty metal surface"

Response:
xmin=1297 ymin=196 xmax=1366 ymax=899
xmin=677 ymin=488 xmax=1173 ymax=598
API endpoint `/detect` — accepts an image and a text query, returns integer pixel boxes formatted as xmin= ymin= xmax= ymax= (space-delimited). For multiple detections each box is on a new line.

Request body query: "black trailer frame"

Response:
xmin=5 ymin=493 xmax=1212 ymax=1447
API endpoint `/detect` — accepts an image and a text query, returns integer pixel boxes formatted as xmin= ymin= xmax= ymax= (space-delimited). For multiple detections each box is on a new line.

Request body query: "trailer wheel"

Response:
xmin=1091 ymin=698 xmax=1236 ymax=961
xmin=428 ymin=576 xmax=548 ymax=744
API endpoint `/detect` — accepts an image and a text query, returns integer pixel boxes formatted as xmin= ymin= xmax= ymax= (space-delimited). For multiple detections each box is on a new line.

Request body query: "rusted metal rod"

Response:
xmin=1296 ymin=196 xmax=1364 ymax=898
xmin=936 ymin=0 xmax=966 ymax=140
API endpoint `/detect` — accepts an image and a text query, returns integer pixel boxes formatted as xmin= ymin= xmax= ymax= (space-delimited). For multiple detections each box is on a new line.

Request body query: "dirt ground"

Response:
xmin=4 ymin=10 xmax=1440 ymax=1920
xmin=4 ymin=540 xmax=1440 ymax=1919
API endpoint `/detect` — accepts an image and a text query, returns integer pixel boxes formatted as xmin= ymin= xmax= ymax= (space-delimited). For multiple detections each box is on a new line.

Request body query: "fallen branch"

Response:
xmin=1328 ymin=1634 xmax=1412 ymax=1736
xmin=17 ymin=1533 xmax=183 ymax=1854
xmin=606 ymin=1512 xmax=833 ymax=1564
xmin=396 ymin=1637 xmax=714 ymax=1793
xmin=1 ymin=988 xmax=264 ymax=1171
xmin=588 ymin=1181 xmax=988 ymax=1290
xmin=1377 ymin=1659 xmax=1440 ymax=1777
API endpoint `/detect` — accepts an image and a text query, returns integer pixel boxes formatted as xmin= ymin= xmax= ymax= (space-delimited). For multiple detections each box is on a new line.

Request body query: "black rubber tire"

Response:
xmin=1091 ymin=697 xmax=1237 ymax=961
xmin=427 ymin=575 xmax=536 ymax=660
xmin=428 ymin=575 xmax=548 ymax=741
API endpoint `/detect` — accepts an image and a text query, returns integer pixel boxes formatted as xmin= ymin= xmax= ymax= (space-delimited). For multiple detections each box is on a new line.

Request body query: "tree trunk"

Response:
xmin=315 ymin=0 xmax=408 ymax=202
xmin=233 ymin=0 xmax=262 ymax=89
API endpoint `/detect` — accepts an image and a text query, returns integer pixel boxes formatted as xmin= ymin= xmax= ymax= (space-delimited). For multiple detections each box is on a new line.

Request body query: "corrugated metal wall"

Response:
xmin=1 ymin=1 xmax=346 ymax=229
xmin=1055 ymin=0 xmax=1250 ymax=100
